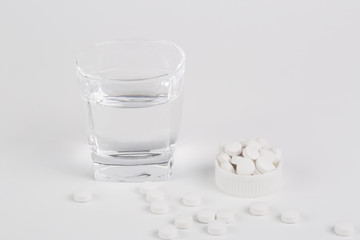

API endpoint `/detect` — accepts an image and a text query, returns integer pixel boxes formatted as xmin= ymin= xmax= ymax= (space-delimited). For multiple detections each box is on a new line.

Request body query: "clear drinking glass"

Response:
xmin=76 ymin=40 xmax=185 ymax=182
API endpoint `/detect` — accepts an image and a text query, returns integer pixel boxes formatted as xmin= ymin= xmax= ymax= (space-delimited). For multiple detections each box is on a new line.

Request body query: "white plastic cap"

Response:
xmin=215 ymin=161 xmax=282 ymax=198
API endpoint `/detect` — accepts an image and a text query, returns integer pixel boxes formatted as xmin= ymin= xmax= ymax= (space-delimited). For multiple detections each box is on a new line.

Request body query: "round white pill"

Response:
xmin=139 ymin=182 xmax=157 ymax=195
xmin=150 ymin=200 xmax=169 ymax=215
xmin=182 ymin=192 xmax=202 ymax=207
xmin=174 ymin=214 xmax=194 ymax=229
xmin=216 ymin=209 xmax=235 ymax=223
xmin=207 ymin=220 xmax=227 ymax=235
xmin=220 ymin=162 xmax=235 ymax=173
xmin=250 ymin=201 xmax=268 ymax=216
xmin=73 ymin=189 xmax=92 ymax=203
xmin=334 ymin=221 xmax=354 ymax=237
xmin=235 ymin=157 xmax=255 ymax=175
xmin=256 ymin=156 xmax=276 ymax=174
xmin=270 ymin=147 xmax=282 ymax=163
xmin=246 ymin=140 xmax=262 ymax=150
xmin=197 ymin=208 xmax=216 ymax=223
xmin=239 ymin=140 xmax=248 ymax=147
xmin=242 ymin=145 xmax=260 ymax=160
xmin=259 ymin=149 xmax=276 ymax=161
xmin=281 ymin=209 xmax=300 ymax=224
xmin=256 ymin=137 xmax=272 ymax=149
xmin=158 ymin=224 xmax=178 ymax=240
xmin=223 ymin=141 xmax=243 ymax=156
xmin=217 ymin=152 xmax=231 ymax=165
xmin=146 ymin=189 xmax=165 ymax=202
xmin=230 ymin=155 xmax=242 ymax=165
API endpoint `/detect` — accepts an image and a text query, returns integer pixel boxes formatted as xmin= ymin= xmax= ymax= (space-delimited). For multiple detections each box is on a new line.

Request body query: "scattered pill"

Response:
xmin=139 ymin=182 xmax=157 ymax=195
xmin=281 ymin=209 xmax=300 ymax=224
xmin=73 ymin=189 xmax=92 ymax=203
xmin=242 ymin=145 xmax=260 ymax=160
xmin=182 ymin=192 xmax=202 ymax=207
xmin=207 ymin=220 xmax=227 ymax=235
xmin=246 ymin=140 xmax=262 ymax=150
xmin=250 ymin=201 xmax=268 ymax=216
xmin=216 ymin=209 xmax=235 ymax=223
xmin=220 ymin=162 xmax=235 ymax=173
xmin=158 ymin=224 xmax=178 ymax=240
xmin=334 ymin=221 xmax=354 ymax=237
xmin=174 ymin=214 xmax=194 ymax=229
xmin=217 ymin=152 xmax=231 ymax=165
xmin=255 ymin=156 xmax=276 ymax=174
xmin=235 ymin=157 xmax=255 ymax=175
xmin=150 ymin=200 xmax=169 ymax=215
xmin=223 ymin=142 xmax=243 ymax=156
xmin=256 ymin=137 xmax=272 ymax=149
xmin=146 ymin=189 xmax=165 ymax=202
xmin=197 ymin=208 xmax=216 ymax=223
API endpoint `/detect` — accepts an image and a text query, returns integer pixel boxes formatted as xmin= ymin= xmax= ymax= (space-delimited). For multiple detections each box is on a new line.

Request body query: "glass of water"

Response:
xmin=76 ymin=40 xmax=185 ymax=182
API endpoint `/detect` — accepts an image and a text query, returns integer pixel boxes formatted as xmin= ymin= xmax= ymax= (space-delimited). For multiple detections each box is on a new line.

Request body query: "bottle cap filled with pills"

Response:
xmin=216 ymin=137 xmax=282 ymax=197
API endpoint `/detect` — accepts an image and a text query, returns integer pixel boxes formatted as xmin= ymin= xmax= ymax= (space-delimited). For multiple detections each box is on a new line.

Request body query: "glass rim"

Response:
xmin=76 ymin=39 xmax=186 ymax=82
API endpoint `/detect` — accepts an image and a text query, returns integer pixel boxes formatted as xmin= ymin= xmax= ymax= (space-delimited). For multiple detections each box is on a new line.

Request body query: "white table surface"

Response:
xmin=1 ymin=0 xmax=360 ymax=239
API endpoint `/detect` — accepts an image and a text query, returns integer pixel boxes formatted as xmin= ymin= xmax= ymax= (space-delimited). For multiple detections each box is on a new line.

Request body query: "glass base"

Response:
xmin=91 ymin=149 xmax=174 ymax=182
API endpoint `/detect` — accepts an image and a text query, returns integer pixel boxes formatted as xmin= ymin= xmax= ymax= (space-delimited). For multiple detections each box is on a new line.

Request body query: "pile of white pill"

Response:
xmin=137 ymin=183 xmax=235 ymax=239
xmin=218 ymin=137 xmax=281 ymax=175
xmin=72 ymin=185 xmax=355 ymax=238
xmin=137 ymin=183 xmax=305 ymax=239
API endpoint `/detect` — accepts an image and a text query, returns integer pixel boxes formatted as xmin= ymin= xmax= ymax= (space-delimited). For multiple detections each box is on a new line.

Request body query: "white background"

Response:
xmin=1 ymin=0 xmax=360 ymax=239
